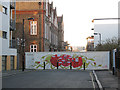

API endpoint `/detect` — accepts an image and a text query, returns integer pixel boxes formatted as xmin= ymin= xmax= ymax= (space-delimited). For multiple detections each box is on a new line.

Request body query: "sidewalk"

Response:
xmin=2 ymin=69 xmax=35 ymax=77
xmin=95 ymin=70 xmax=119 ymax=90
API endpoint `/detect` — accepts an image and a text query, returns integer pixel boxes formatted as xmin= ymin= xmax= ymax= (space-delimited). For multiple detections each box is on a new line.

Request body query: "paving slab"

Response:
xmin=95 ymin=70 xmax=119 ymax=90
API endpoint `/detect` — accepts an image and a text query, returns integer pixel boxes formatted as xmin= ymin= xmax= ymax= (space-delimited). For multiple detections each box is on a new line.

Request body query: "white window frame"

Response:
xmin=30 ymin=44 xmax=37 ymax=52
xmin=30 ymin=21 xmax=37 ymax=35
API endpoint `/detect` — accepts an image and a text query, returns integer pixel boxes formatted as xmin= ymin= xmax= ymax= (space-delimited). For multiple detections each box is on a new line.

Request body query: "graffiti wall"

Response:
xmin=25 ymin=51 xmax=110 ymax=70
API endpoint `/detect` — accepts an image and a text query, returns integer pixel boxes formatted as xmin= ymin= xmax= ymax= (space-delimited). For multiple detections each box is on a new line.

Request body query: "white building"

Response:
xmin=0 ymin=0 xmax=17 ymax=71
xmin=93 ymin=18 xmax=119 ymax=48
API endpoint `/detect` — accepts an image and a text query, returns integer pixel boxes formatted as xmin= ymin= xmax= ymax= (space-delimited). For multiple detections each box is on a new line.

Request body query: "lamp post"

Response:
xmin=94 ymin=32 xmax=101 ymax=45
xmin=22 ymin=18 xmax=34 ymax=71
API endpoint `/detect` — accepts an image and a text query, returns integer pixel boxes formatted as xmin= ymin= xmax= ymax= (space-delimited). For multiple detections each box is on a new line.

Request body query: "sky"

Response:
xmin=49 ymin=0 xmax=119 ymax=47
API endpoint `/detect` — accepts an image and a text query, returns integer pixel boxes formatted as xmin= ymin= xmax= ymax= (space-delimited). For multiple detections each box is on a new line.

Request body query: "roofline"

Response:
xmin=93 ymin=18 xmax=120 ymax=20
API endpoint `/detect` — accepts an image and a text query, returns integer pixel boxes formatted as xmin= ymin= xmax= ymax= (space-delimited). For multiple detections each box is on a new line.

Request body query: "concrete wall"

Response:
xmin=1 ymin=1 xmax=17 ymax=71
xmin=25 ymin=51 xmax=110 ymax=70
xmin=2 ymin=2 xmax=10 ymax=54
xmin=2 ymin=1 xmax=17 ymax=56
xmin=0 ymin=1 xmax=1 ymax=87
xmin=0 ymin=1 xmax=2 ymax=72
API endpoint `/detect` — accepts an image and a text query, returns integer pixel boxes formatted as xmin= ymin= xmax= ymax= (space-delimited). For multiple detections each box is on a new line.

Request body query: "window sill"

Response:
xmin=3 ymin=38 xmax=7 ymax=39
xmin=3 ymin=12 xmax=7 ymax=15
xmin=30 ymin=34 xmax=37 ymax=36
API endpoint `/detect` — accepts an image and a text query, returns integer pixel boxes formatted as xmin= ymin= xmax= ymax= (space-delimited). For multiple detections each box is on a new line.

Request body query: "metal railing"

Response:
xmin=10 ymin=19 xmax=15 ymax=31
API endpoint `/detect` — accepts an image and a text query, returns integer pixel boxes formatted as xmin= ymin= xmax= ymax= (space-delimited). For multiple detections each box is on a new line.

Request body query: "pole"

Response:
xmin=113 ymin=49 xmax=116 ymax=75
xmin=57 ymin=62 xmax=58 ymax=69
xmin=44 ymin=62 xmax=45 ymax=70
xmin=99 ymin=33 xmax=101 ymax=45
xmin=22 ymin=19 xmax=25 ymax=71
xmin=84 ymin=62 xmax=85 ymax=70
xmin=38 ymin=3 xmax=41 ymax=52
xmin=70 ymin=62 xmax=72 ymax=70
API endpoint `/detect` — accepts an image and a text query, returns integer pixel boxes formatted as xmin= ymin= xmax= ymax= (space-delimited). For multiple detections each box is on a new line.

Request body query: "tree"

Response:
xmin=95 ymin=37 xmax=119 ymax=51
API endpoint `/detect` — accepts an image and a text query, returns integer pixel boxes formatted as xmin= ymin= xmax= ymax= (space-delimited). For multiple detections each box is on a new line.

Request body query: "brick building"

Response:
xmin=12 ymin=1 xmax=64 ymax=68
xmin=57 ymin=15 xmax=64 ymax=51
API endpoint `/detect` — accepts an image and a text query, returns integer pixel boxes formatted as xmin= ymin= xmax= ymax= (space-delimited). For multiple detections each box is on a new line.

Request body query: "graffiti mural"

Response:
xmin=26 ymin=52 xmax=109 ymax=70
xmin=32 ymin=54 xmax=102 ymax=69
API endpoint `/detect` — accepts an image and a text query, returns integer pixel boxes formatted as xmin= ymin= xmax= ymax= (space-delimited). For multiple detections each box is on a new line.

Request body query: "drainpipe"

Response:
xmin=38 ymin=2 xmax=41 ymax=52
xmin=113 ymin=49 xmax=116 ymax=75
xmin=10 ymin=2 xmax=12 ymax=47
xmin=14 ymin=1 xmax=16 ymax=30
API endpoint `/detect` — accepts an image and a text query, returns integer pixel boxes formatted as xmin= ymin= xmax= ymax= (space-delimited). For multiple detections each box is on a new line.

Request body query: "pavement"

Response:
xmin=95 ymin=70 xmax=120 ymax=90
xmin=2 ymin=69 xmax=34 ymax=77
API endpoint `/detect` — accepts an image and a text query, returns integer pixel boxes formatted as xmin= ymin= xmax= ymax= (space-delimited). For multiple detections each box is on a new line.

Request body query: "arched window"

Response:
xmin=30 ymin=44 xmax=37 ymax=52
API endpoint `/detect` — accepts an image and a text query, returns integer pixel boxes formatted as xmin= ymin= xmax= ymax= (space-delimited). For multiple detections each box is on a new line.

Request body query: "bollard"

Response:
xmin=70 ymin=62 xmax=72 ymax=70
xmin=44 ymin=62 xmax=45 ymax=70
xmin=57 ymin=62 xmax=58 ymax=69
xmin=84 ymin=62 xmax=85 ymax=70
xmin=113 ymin=67 xmax=115 ymax=75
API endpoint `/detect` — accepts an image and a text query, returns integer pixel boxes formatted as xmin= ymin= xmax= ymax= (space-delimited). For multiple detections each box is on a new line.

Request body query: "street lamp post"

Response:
xmin=22 ymin=19 xmax=25 ymax=71
xmin=99 ymin=33 xmax=101 ymax=45
xmin=94 ymin=32 xmax=102 ymax=45
xmin=22 ymin=18 xmax=34 ymax=71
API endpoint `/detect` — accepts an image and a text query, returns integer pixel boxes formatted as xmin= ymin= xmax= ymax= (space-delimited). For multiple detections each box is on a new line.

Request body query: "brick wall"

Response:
xmin=13 ymin=2 xmax=44 ymax=52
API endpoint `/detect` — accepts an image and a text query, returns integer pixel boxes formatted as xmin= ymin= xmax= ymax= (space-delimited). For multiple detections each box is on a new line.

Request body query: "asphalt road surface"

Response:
xmin=2 ymin=70 xmax=98 ymax=89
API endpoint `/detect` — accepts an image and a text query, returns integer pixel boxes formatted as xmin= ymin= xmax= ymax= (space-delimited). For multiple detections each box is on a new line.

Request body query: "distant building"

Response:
xmin=63 ymin=41 xmax=70 ymax=51
xmin=72 ymin=46 xmax=85 ymax=52
xmin=86 ymin=36 xmax=94 ymax=51
xmin=0 ymin=0 xmax=17 ymax=71
xmin=92 ymin=18 xmax=119 ymax=48
xmin=57 ymin=15 xmax=64 ymax=51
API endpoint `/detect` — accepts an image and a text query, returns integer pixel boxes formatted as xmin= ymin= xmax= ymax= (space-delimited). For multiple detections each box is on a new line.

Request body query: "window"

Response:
xmin=3 ymin=31 xmax=7 ymax=39
xmin=2 ymin=56 xmax=7 ymax=71
xmin=10 ymin=56 xmax=14 ymax=70
xmin=30 ymin=21 xmax=37 ymax=35
xmin=2 ymin=6 xmax=7 ymax=14
xmin=30 ymin=44 xmax=37 ymax=52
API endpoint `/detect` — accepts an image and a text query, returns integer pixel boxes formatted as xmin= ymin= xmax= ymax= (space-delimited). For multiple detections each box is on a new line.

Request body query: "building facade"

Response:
xmin=92 ymin=18 xmax=119 ymax=48
xmin=57 ymin=15 xmax=64 ymax=51
xmin=12 ymin=1 xmax=64 ymax=68
xmin=0 ymin=0 xmax=17 ymax=71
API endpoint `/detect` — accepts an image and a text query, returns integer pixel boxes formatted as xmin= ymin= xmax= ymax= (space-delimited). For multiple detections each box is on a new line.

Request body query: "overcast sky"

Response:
xmin=50 ymin=0 xmax=119 ymax=47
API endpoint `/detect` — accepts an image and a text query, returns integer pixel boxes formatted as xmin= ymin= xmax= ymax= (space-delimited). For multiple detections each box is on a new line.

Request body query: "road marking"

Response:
xmin=93 ymin=70 xmax=103 ymax=90
xmin=90 ymin=72 xmax=95 ymax=90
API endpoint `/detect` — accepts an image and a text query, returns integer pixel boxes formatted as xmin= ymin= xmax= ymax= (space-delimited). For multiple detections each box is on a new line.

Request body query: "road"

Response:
xmin=2 ymin=70 xmax=98 ymax=89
